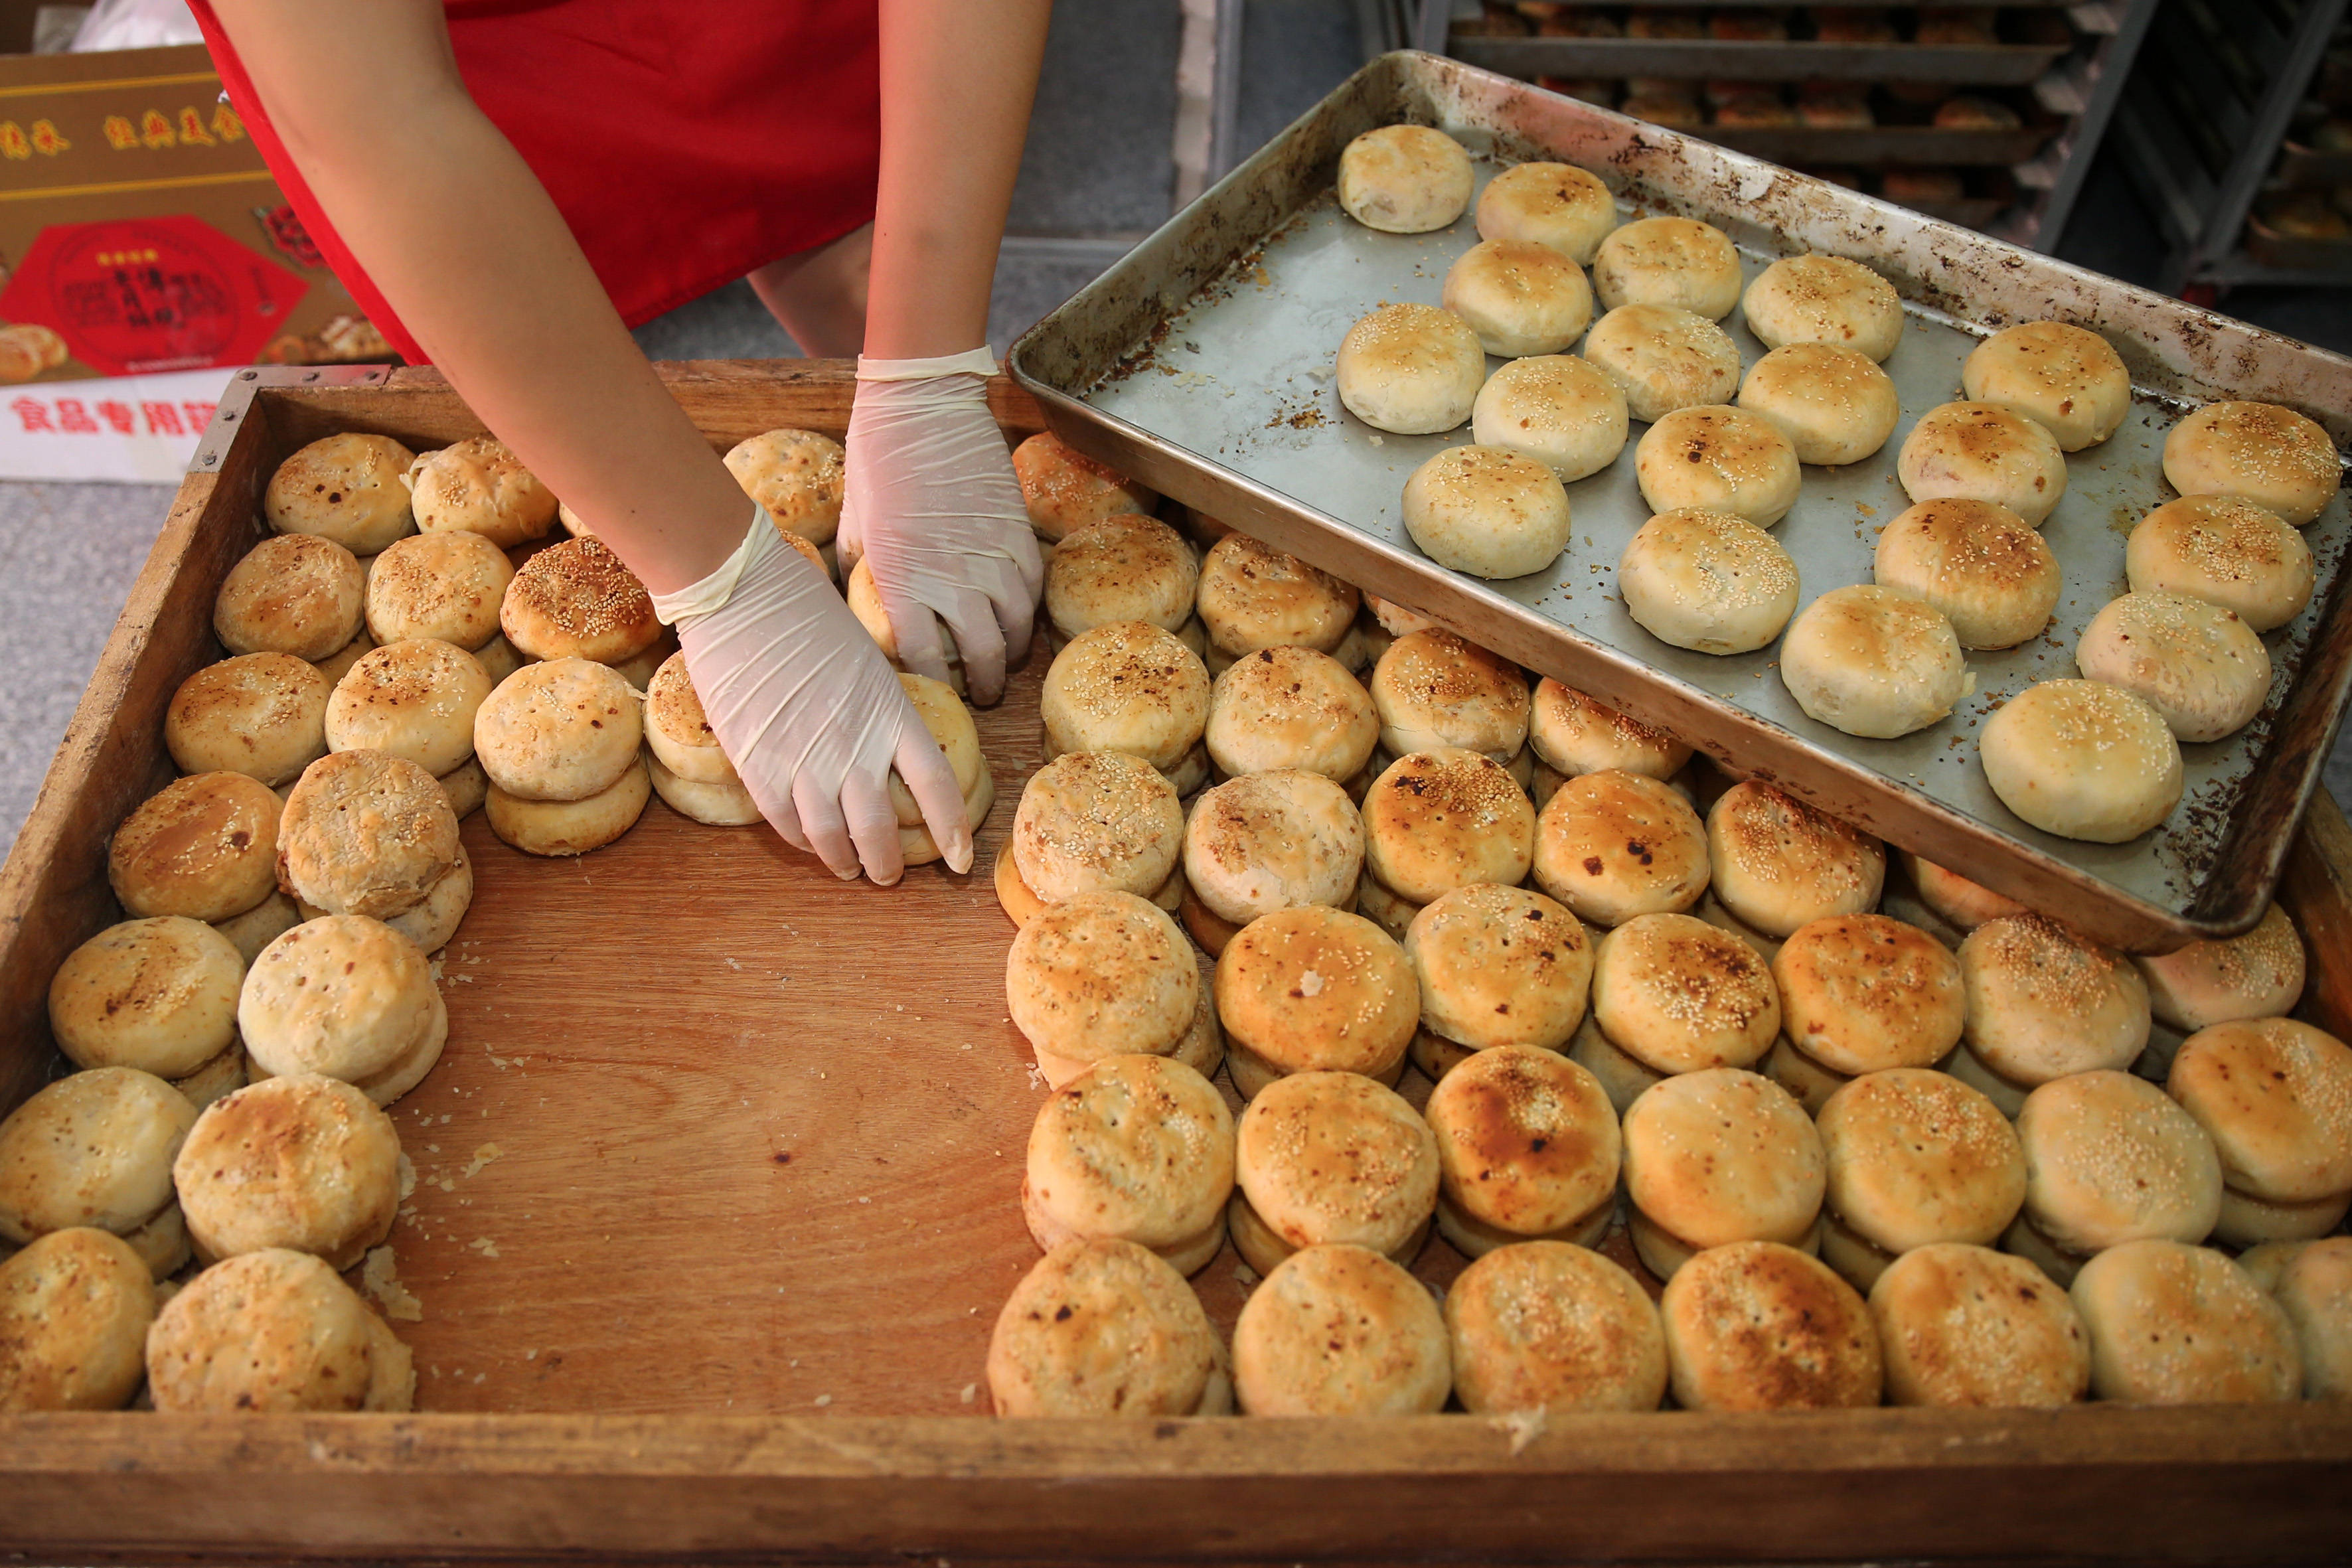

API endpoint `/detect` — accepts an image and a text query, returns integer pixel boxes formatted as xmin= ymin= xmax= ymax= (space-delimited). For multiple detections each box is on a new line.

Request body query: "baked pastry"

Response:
xmin=2003 ymin=1069 xmax=2221 ymax=1287
xmin=1618 ymin=505 xmax=1796 ymax=653
xmin=2071 ymin=1239 xmax=2298 ymax=1405
xmin=1899 ymin=852 xmax=2024 ymax=933
xmin=846 ymin=556 xmax=967 ymax=696
xmin=1442 ymin=239 xmax=1594 ymax=358
xmin=406 ymin=436 xmax=558 ymax=547
xmin=1006 ymin=891 xmax=1196 ymax=1086
xmin=167 ymin=653 xmax=331 ymax=787
xmin=1874 ymin=499 xmax=2059 ymax=651
xmin=264 ymin=433 xmax=418 ymax=554
xmin=1705 ymin=781 xmax=1882 ymax=939
xmin=1660 ymin=1240 xmax=1883 ymax=1409
xmin=486 ymin=755 xmax=651 ymax=856
xmin=1712 ymin=91 xmax=1794 ymax=127
xmin=361 ymin=844 xmax=471 ymax=953
xmin=1353 ymin=872 xmax=1422 ymax=942
xmin=1182 ymin=769 xmax=1362 ymax=931
xmin=1368 ymin=630 xmax=1529 ymax=766
xmin=1446 ymin=1241 xmax=1666 ymax=1413
xmin=1196 ymin=534 xmax=1358 ymax=663
xmin=2135 ymin=903 xmax=2304 ymax=1034
xmin=326 ymin=639 xmax=494 ymax=778
xmin=1011 ymin=749 xmax=1183 ymax=904
xmin=1233 ymin=1243 xmax=1449 ymax=1415
xmin=1961 ymin=322 xmax=2131 ymax=451
xmin=1817 ymin=1069 xmax=2025 ymax=1292
xmin=1956 ymin=914 xmax=2149 ymax=1112
xmin=1528 ymin=679 xmax=1690 ymax=779
xmin=472 ymin=657 xmax=642 ymax=802
xmin=0 ymin=1067 xmax=195 ymax=1276
xmin=1042 ymin=621 xmax=1210 ymax=785
xmin=2264 ymin=1238 xmax=2352 ymax=1397
xmin=724 ymin=428 xmax=845 ymax=545
xmin=2163 ymin=401 xmax=2339 ymax=527
xmin=2125 ymin=495 xmax=2315 ymax=633
xmin=647 ymin=751 xmax=761 ymax=828
xmin=1361 ymin=747 xmax=1535 ymax=905
xmin=1427 ymin=1046 xmax=1618 ymax=1255
xmin=1593 ymin=913 xmax=1780 ymax=1074
xmin=1023 ymin=1054 xmax=1233 ymax=1275
xmin=1532 ymin=769 xmax=1707 ymax=927
xmin=1737 ymin=343 xmax=1900 ymax=467
xmin=1582 ymin=304 xmax=1742 ymax=422
xmin=1624 ymin=1067 xmax=1824 ymax=1279
xmin=1780 ymin=585 xmax=1968 ymax=739
xmin=145 ymin=1247 xmax=412 ymax=1412
xmin=1231 ymin=1072 xmax=1438 ymax=1273
xmin=2168 ymin=1018 xmax=2352 ymax=1247
xmin=1897 ymin=401 xmax=2069 ymax=526
xmin=1405 ymin=882 xmax=1591 ymax=1063
xmin=1402 ymin=444 xmax=1573 ymax=579
xmin=500 ymin=536 xmax=662 ymax=665
xmin=174 ymin=1073 xmax=402 ymax=1269
xmin=1335 ymin=301 xmax=1484 ymax=437
xmin=1741 ymin=254 xmax=1904 ymax=362
xmin=1773 ymin=913 xmax=1963 ymax=1083
xmin=1469 ymin=353 xmax=1629 ymax=481
xmin=1869 ymin=1243 xmax=2089 ymax=1407
xmin=1590 ymin=216 xmax=1741 ymax=319
xmin=2076 ymin=590 xmax=2270 ymax=743
xmin=277 ymin=749 xmax=461 ymax=919
xmin=1619 ymin=92 xmax=1702 ymax=130
xmin=1980 ymin=679 xmax=2183 ymax=843
xmin=1010 ymin=430 xmax=1156 ymax=542
xmin=1795 ymin=88 xmax=1872 ymax=128
xmin=642 ymin=650 xmax=737 ymax=786
xmin=108 ymin=771 xmax=281 ymax=924
xmin=987 ymin=1237 xmax=1227 ymax=1417
xmin=1633 ymin=407 xmax=1802 ymax=526
xmin=1215 ymin=905 xmax=1417 ymax=1095
xmin=1338 ymin=123 xmax=1474 ymax=234
xmin=1044 ymin=515 xmax=1198 ymax=643
xmin=1476 ymin=159 xmax=1616 ymax=264
xmin=48 ymin=916 xmax=243 ymax=1078
xmin=0 ymin=1227 xmax=155 ymax=1411
xmin=240 ymin=917 xmax=444 ymax=1109
xmin=363 ymin=529 xmax=513 ymax=650
xmin=214 ymin=534 xmax=365 ymax=662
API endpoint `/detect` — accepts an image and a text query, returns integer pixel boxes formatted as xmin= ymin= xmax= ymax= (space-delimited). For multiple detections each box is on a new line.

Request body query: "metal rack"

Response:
xmin=2108 ymin=0 xmax=2352 ymax=291
xmin=1390 ymin=0 xmax=2157 ymax=250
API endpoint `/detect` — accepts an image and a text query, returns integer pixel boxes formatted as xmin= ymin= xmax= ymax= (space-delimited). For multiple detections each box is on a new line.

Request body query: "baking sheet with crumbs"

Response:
xmin=1078 ymin=153 xmax=2352 ymax=929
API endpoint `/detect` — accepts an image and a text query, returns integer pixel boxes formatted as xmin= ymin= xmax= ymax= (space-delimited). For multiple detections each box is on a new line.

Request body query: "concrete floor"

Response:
xmin=6 ymin=0 xmax=2352 ymax=866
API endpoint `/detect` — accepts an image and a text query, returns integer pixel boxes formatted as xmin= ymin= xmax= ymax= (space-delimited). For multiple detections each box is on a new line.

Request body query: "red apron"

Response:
xmin=189 ymin=0 xmax=882 ymax=364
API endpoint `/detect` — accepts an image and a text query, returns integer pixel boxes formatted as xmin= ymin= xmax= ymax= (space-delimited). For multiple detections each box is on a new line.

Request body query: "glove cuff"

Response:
xmin=856 ymin=347 xmax=1000 ymax=382
xmin=648 ymin=503 xmax=777 ymax=629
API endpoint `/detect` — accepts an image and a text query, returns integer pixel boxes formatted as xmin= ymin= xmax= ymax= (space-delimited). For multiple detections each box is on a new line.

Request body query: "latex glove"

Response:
xmin=651 ymin=506 xmax=971 ymax=884
xmin=838 ymin=347 xmax=1044 ymax=706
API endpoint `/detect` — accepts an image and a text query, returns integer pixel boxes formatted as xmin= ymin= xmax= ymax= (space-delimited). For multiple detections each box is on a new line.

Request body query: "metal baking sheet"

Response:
xmin=1701 ymin=124 xmax=2056 ymax=168
xmin=1008 ymin=51 xmax=2352 ymax=953
xmin=1449 ymin=37 xmax=2070 ymax=85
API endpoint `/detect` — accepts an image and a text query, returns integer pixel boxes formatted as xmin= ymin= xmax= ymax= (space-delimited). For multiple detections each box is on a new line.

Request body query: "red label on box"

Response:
xmin=0 ymin=214 xmax=309 ymax=376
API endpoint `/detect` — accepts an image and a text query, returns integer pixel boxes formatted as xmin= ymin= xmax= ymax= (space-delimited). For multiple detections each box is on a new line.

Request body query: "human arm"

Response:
xmin=204 ymin=0 xmax=971 ymax=880
xmin=837 ymin=0 xmax=1054 ymax=706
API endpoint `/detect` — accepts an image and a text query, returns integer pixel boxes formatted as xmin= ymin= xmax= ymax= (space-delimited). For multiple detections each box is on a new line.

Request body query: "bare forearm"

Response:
xmin=866 ymin=0 xmax=1053 ymax=358
xmin=209 ymin=0 xmax=744 ymax=593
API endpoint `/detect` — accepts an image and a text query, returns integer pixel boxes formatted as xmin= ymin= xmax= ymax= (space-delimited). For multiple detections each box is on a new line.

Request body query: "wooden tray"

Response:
xmin=0 ymin=363 xmax=2347 ymax=1566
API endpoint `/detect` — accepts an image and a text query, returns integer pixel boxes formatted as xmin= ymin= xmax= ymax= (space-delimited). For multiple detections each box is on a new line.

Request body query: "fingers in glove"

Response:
xmin=933 ymin=582 xmax=1010 ymax=708
xmin=1006 ymin=524 xmax=1047 ymax=608
xmin=840 ymin=765 xmax=908 ymax=887
xmin=973 ymin=552 xmax=1039 ymax=686
xmin=792 ymin=769 xmax=864 ymax=881
xmin=894 ymin=722 xmax=973 ymax=875
xmin=879 ymin=586 xmax=958 ymax=692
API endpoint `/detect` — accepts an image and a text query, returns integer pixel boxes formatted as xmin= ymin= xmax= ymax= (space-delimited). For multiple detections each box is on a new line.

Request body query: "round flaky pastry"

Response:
xmin=1591 ymin=216 xmax=1741 ymax=319
xmin=1338 ymin=124 xmax=1473 ymax=234
xmin=2162 ymin=400 xmax=2338 ymax=527
xmin=2134 ymin=902 xmax=2304 ymax=1034
xmin=1737 ymin=343 xmax=1901 ymax=467
xmin=1042 ymin=621 xmax=1210 ymax=777
xmin=1233 ymin=1243 xmax=1449 ymax=1416
xmin=1402 ymin=443 xmax=1571 ymax=580
xmin=1873 ymin=498 xmax=2059 ymax=651
xmin=1780 ymin=585 xmax=1969 ymax=740
xmin=2124 ymin=495 xmax=2315 ymax=634
xmin=1619 ymin=507 xmax=1800 ymax=654
xmin=1959 ymin=913 xmax=2150 ymax=1087
xmin=1022 ymin=1054 xmax=1234 ymax=1275
xmin=1897 ymin=401 xmax=2069 ymax=526
xmin=1196 ymin=534 xmax=1358 ymax=659
xmin=1531 ymin=768 xmax=1707 ymax=928
xmin=1528 ymin=679 xmax=1691 ymax=779
xmin=471 ymin=657 xmax=643 ymax=803
xmin=1475 ymin=160 xmax=1617 ymax=263
xmin=1005 ymin=891 xmax=1196 ymax=1085
xmin=1470 ymin=354 xmax=1628 ymax=481
xmin=724 ymin=428 xmax=844 ymax=545
xmin=1980 ymin=678 xmax=2183 ymax=844
xmin=1441 ymin=238 xmax=1594 ymax=358
xmin=1633 ymin=406 xmax=1801 ymax=528
xmin=1011 ymin=749 xmax=1183 ymax=903
xmin=1182 ymin=769 xmax=1362 ymax=927
xmin=1774 ymin=913 xmax=1963 ymax=1074
xmin=1583 ymin=303 xmax=1742 ymax=423
xmin=1741 ymin=254 xmax=1904 ymax=362
xmin=1214 ymin=905 xmax=1418 ymax=1090
xmin=1960 ymin=321 xmax=2131 ymax=451
xmin=108 ymin=771 xmax=281 ymax=924
xmin=1010 ymin=431 xmax=1156 ymax=542
xmin=2077 ymin=590 xmax=2270 ymax=744
xmin=1446 ymin=1241 xmax=1668 ymax=1414
xmin=214 ymin=534 xmax=364 ymax=663
xmin=1593 ymin=913 xmax=1782 ymax=1073
xmin=166 ymin=653 xmax=330 ymax=787
xmin=276 ymin=749 xmax=460 ymax=919
xmin=1661 ymin=1240 xmax=1883 ymax=1410
xmin=264 ymin=433 xmax=418 ymax=555
xmin=1406 ymin=882 xmax=1591 ymax=1053
xmin=986 ymin=1238 xmax=1227 ymax=1418
xmin=48 ymin=917 xmax=244 ymax=1078
xmin=1204 ymin=645 xmax=1379 ymax=783
xmin=406 ymin=436 xmax=557 ymax=548
xmin=1869 ymin=1242 xmax=2089 ymax=1408
xmin=325 ymin=639 xmax=493 ymax=779
xmin=362 ymin=529 xmax=512 ymax=650
xmin=1706 ymin=781 xmax=1883 ymax=939
xmin=1335 ymin=302 xmax=1485 ymax=435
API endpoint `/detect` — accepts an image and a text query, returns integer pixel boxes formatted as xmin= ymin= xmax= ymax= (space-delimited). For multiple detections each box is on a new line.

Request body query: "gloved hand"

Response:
xmin=651 ymin=506 xmax=971 ymax=884
xmin=838 ymin=347 xmax=1044 ymax=706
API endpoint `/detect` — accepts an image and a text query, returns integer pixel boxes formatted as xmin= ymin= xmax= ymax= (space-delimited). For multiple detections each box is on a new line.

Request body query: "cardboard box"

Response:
xmin=0 ymin=13 xmax=386 ymax=388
